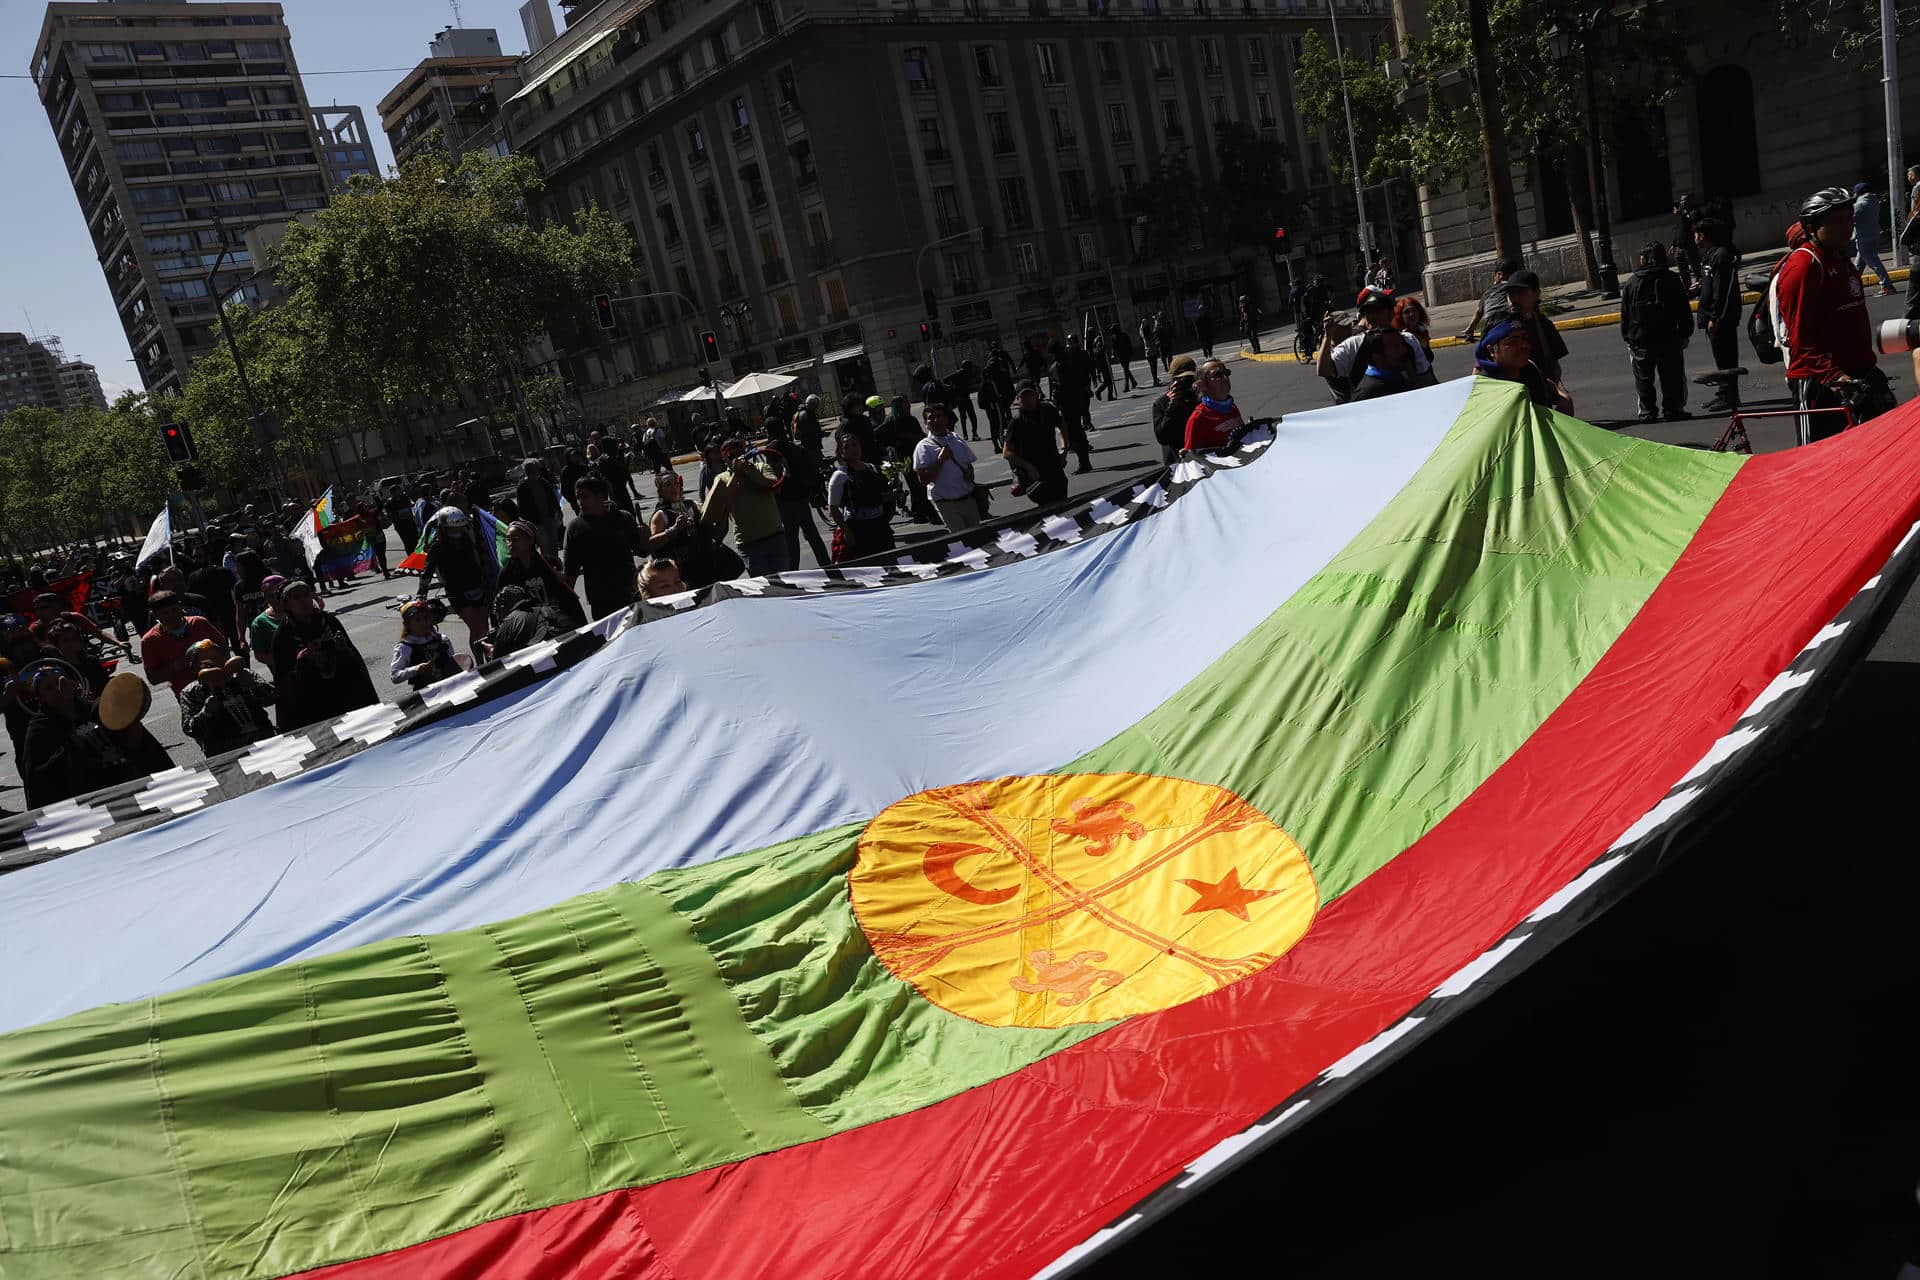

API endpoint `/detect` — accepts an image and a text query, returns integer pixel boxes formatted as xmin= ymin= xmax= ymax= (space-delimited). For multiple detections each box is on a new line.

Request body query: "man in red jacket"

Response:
xmin=1776 ymin=186 xmax=1896 ymax=445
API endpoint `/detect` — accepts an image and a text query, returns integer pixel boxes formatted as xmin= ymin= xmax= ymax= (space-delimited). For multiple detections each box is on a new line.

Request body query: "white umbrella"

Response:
xmin=722 ymin=370 xmax=797 ymax=401
xmin=675 ymin=385 xmax=722 ymax=403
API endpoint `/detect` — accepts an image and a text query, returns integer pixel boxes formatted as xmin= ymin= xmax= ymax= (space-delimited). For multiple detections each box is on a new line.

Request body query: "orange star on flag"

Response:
xmin=1176 ymin=867 xmax=1279 ymax=921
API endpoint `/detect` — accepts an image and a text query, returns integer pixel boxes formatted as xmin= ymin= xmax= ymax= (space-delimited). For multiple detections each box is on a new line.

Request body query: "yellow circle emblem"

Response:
xmin=850 ymin=773 xmax=1318 ymax=1028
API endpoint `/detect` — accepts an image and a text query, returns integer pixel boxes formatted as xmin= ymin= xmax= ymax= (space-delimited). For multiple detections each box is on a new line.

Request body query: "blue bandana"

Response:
xmin=1199 ymin=393 xmax=1236 ymax=413
xmin=1474 ymin=319 xmax=1525 ymax=373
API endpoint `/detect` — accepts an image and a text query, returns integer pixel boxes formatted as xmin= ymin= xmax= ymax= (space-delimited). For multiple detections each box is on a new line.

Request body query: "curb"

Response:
xmin=1239 ymin=266 xmax=1911 ymax=364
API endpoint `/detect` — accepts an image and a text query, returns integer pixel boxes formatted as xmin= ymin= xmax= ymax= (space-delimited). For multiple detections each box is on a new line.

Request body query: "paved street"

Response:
xmin=6 ymin=300 xmax=1919 ymax=802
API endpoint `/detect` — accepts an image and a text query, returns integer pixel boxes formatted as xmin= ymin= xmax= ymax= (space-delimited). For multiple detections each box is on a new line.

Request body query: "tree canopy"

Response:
xmin=0 ymin=394 xmax=176 ymax=552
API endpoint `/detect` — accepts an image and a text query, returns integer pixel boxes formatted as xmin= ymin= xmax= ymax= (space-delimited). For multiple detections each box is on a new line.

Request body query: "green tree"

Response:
xmin=1213 ymin=121 xmax=1300 ymax=251
xmin=1295 ymin=1 xmax=1688 ymax=280
xmin=1124 ymin=149 xmax=1206 ymax=314
xmin=270 ymin=148 xmax=633 ymax=453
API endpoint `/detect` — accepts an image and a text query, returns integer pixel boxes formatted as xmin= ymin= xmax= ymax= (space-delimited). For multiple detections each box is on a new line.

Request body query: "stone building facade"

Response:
xmin=506 ymin=0 xmax=1397 ymax=416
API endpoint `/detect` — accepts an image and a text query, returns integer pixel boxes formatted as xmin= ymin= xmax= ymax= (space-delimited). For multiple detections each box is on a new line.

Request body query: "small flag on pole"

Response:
xmin=135 ymin=502 xmax=172 ymax=569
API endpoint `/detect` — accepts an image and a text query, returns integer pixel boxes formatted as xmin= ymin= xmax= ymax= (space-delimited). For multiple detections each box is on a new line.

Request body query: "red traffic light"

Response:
xmin=1272 ymin=226 xmax=1288 ymax=240
xmin=159 ymin=420 xmax=195 ymax=463
xmin=593 ymin=293 xmax=616 ymax=330
xmin=698 ymin=330 xmax=720 ymax=363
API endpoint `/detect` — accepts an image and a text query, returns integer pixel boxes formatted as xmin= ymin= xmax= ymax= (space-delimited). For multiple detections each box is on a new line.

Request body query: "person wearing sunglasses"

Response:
xmin=1184 ymin=359 xmax=1248 ymax=453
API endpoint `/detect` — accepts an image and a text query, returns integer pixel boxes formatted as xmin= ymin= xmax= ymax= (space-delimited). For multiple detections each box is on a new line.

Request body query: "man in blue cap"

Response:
xmin=1474 ymin=319 xmax=1574 ymax=414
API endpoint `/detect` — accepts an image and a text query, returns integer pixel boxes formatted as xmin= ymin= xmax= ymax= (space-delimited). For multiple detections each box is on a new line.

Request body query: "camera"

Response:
xmin=1875 ymin=318 xmax=1920 ymax=356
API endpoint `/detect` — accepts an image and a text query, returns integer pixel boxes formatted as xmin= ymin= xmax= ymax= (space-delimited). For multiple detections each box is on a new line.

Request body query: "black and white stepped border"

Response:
xmin=1037 ymin=517 xmax=1920 ymax=1280
xmin=0 ymin=430 xmax=1275 ymax=871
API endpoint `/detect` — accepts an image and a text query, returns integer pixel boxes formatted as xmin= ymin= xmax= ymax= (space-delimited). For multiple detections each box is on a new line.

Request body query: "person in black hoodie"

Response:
xmin=1693 ymin=219 xmax=1744 ymax=411
xmin=271 ymin=581 xmax=377 ymax=731
xmin=1619 ymin=242 xmax=1695 ymax=423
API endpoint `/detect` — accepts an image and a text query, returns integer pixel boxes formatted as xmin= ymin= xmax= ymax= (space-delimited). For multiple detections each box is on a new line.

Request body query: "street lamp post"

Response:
xmin=1326 ymin=0 xmax=1374 ymax=269
xmin=915 ymin=226 xmax=985 ymax=380
xmin=204 ymin=215 xmax=287 ymax=502
xmin=1578 ymin=29 xmax=1621 ymax=298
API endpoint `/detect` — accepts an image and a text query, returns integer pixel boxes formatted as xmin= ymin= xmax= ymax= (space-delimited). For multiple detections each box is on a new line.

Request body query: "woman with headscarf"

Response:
xmin=416 ymin=506 xmax=498 ymax=661
xmin=497 ymin=519 xmax=588 ymax=629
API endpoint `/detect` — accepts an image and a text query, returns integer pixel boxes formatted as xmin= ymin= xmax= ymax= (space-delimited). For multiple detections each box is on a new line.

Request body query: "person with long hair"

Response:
xmin=498 ymin=520 xmax=587 ymax=629
xmin=1392 ymin=296 xmax=1434 ymax=362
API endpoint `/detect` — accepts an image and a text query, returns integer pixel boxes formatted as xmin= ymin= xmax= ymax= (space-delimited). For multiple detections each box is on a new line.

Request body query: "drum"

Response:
xmin=97 ymin=669 xmax=152 ymax=731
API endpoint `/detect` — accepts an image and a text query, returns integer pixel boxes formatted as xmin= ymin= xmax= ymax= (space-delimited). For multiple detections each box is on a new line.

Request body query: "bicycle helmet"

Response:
xmin=865 ymin=395 xmax=885 ymax=410
xmin=1355 ymin=285 xmax=1396 ymax=311
xmin=433 ymin=505 xmax=469 ymax=528
xmin=1799 ymin=186 xmax=1853 ymax=226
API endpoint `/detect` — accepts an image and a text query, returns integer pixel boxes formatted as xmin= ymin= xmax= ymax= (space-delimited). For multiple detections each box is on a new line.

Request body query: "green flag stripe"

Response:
xmin=1077 ymin=381 xmax=1740 ymax=901
xmin=0 ymin=385 xmax=1740 ymax=1278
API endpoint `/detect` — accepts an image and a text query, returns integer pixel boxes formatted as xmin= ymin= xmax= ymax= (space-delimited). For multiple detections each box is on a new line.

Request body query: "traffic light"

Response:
xmin=919 ymin=320 xmax=932 ymax=342
xmin=593 ymin=293 xmax=616 ymax=330
xmin=698 ymin=330 xmax=720 ymax=363
xmin=160 ymin=420 xmax=196 ymax=463
xmin=176 ymin=463 xmax=205 ymax=493
xmin=1272 ymin=226 xmax=1288 ymax=248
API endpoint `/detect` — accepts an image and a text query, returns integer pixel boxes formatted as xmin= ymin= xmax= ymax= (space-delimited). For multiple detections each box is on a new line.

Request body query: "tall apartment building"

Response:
xmin=312 ymin=103 xmax=377 ymax=190
xmin=58 ymin=359 xmax=111 ymax=410
xmin=521 ymin=0 xmax=560 ymax=55
xmin=378 ymin=28 xmax=524 ymax=169
xmin=0 ymin=334 xmax=67 ymax=416
xmin=31 ymin=2 xmax=333 ymax=397
xmin=501 ymin=0 xmax=1393 ymax=417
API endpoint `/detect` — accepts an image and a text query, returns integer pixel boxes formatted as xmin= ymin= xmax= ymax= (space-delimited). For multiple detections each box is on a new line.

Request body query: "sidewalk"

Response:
xmin=1240 ymin=262 xmax=1913 ymax=363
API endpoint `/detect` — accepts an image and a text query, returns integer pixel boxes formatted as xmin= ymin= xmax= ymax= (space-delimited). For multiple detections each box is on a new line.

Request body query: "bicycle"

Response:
xmin=1293 ymin=319 xmax=1321 ymax=364
xmin=1711 ymin=404 xmax=1854 ymax=454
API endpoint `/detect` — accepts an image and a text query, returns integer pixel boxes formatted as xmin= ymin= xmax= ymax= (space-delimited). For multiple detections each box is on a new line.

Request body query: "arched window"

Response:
xmin=1697 ymin=65 xmax=1762 ymax=198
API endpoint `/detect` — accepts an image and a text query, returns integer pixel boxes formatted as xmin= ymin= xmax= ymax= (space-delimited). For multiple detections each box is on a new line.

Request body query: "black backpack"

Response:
xmin=1629 ymin=273 xmax=1680 ymax=347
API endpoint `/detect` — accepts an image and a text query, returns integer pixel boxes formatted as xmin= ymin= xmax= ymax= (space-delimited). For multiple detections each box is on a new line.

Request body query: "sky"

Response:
xmin=0 ymin=0 xmax=541 ymax=398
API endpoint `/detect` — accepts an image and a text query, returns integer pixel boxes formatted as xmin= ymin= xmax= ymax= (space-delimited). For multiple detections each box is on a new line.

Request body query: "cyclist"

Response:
xmin=1775 ymin=186 xmax=1896 ymax=444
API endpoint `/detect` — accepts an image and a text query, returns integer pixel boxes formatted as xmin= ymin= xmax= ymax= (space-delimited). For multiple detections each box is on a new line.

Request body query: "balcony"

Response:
xmin=687 ymin=149 xmax=709 ymax=168
xmin=1054 ymin=131 xmax=1078 ymax=151
xmin=923 ymin=146 xmax=952 ymax=164
xmin=648 ymin=168 xmax=668 ymax=189
xmin=809 ymin=239 xmax=838 ymax=268
xmin=1203 ymin=61 xmax=1223 ymax=76
xmin=732 ymin=124 xmax=753 ymax=146
xmin=796 ymin=168 xmax=819 ymax=190
xmin=718 ymin=273 xmax=744 ymax=298
xmin=1152 ymin=65 xmax=1173 ymax=80
xmin=1110 ymin=130 xmax=1132 ymax=145
xmin=763 ymin=257 xmax=789 ymax=284
xmin=935 ymin=213 xmax=966 ymax=236
xmin=778 ymin=97 xmax=801 ymax=118
xmin=992 ymin=137 xmax=1016 ymax=157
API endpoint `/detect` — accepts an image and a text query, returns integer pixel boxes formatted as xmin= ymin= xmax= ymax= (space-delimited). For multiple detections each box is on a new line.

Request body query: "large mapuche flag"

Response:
xmin=2 ymin=379 xmax=1918 ymax=1278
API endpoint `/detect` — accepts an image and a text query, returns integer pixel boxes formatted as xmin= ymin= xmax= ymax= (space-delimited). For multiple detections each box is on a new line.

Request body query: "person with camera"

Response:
xmin=701 ymin=437 xmax=789 ymax=577
xmin=1317 ymin=288 xmax=1433 ymax=403
xmin=179 ymin=639 xmax=275 ymax=756
xmin=1776 ymin=186 xmax=1897 ymax=444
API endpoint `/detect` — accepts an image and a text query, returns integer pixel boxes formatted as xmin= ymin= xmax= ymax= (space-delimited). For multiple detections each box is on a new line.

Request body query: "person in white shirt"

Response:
xmin=912 ymin=390 xmax=981 ymax=532
xmin=1317 ymin=287 xmax=1433 ymax=403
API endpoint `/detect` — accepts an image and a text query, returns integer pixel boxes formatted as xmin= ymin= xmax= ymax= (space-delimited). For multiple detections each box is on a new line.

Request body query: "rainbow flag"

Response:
xmin=1 ymin=379 xmax=1917 ymax=1278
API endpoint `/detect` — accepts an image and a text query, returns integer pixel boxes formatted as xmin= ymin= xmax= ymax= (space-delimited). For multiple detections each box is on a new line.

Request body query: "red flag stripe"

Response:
xmin=295 ymin=416 xmax=1920 ymax=1280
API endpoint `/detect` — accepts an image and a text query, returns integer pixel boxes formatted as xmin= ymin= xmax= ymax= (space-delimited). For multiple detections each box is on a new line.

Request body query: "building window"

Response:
xmin=806 ymin=209 xmax=830 ymax=245
xmin=775 ymin=290 xmax=800 ymax=331
xmin=1061 ymin=170 xmax=1090 ymax=220
xmin=1096 ymin=41 xmax=1120 ymax=82
xmin=824 ymin=276 xmax=849 ymax=319
xmin=777 ymin=65 xmax=800 ymax=111
xmin=792 ymin=138 xmax=818 ymax=185
xmin=905 ymin=46 xmax=934 ymax=92
xmin=1037 ymin=43 xmax=1062 ymax=85
xmin=1120 ymin=162 xmax=1138 ymax=189
xmin=701 ymin=184 xmax=723 ymax=226
xmin=1697 ymin=65 xmax=1762 ymax=197
xmin=1000 ymin=175 xmax=1032 ymax=228
xmin=918 ymin=116 xmax=947 ymax=161
xmin=647 ymin=139 xmax=665 ymax=175
xmin=740 ymin=163 xmax=768 ymax=208
xmin=1107 ymin=102 xmax=1131 ymax=143
xmin=687 ymin=123 xmax=706 ymax=158
xmin=1076 ymin=231 xmax=1099 ymax=271
xmin=1015 ymin=241 xmax=1040 ymax=281
xmin=1201 ymin=39 xmax=1222 ymax=74
xmin=1288 ymin=35 xmax=1306 ymax=62
xmin=1211 ymin=95 xmax=1229 ymax=126
xmin=974 ymin=45 xmax=1001 ymax=86
xmin=1150 ymin=41 xmax=1172 ymax=78
xmin=1256 ymin=92 xmax=1275 ymax=127
xmin=1248 ymin=38 xmax=1267 ymax=72
xmin=756 ymin=0 xmax=780 ymax=36
xmin=657 ymin=203 xmax=681 ymax=245
xmin=730 ymin=95 xmax=751 ymax=131
xmin=607 ymin=166 xmax=630 ymax=204
xmin=1161 ymin=100 xmax=1182 ymax=136
xmin=946 ymin=250 xmax=978 ymax=294
xmin=1049 ymin=106 xmax=1076 ymax=148
xmin=989 ymin=112 xmax=1015 ymax=154
xmin=714 ymin=245 xmax=737 ymax=291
